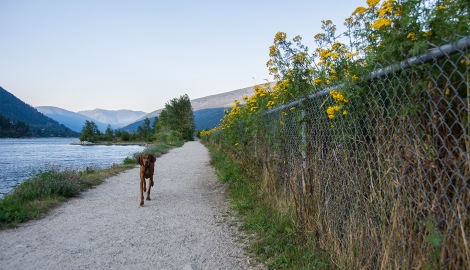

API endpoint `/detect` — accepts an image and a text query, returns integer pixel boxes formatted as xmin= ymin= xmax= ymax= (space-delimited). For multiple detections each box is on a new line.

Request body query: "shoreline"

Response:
xmin=71 ymin=141 xmax=149 ymax=146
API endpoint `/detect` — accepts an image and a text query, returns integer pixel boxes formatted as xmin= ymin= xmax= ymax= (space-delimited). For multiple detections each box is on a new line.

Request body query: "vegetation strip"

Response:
xmin=204 ymin=142 xmax=331 ymax=269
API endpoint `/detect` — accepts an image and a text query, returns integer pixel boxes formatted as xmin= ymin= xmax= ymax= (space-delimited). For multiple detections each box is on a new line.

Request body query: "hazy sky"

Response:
xmin=1 ymin=0 xmax=365 ymax=113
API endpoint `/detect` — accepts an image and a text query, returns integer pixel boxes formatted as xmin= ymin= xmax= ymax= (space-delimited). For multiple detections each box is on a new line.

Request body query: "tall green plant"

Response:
xmin=158 ymin=94 xmax=195 ymax=141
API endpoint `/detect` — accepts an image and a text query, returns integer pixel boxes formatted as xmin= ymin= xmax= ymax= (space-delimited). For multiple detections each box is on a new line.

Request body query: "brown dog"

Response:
xmin=137 ymin=153 xmax=156 ymax=206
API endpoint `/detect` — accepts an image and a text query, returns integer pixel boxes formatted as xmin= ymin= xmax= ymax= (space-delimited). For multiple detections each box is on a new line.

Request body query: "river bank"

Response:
xmin=0 ymin=138 xmax=145 ymax=198
xmin=71 ymin=140 xmax=149 ymax=146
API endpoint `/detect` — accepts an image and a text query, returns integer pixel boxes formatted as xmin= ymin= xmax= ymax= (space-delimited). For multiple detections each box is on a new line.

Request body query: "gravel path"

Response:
xmin=0 ymin=140 xmax=261 ymax=270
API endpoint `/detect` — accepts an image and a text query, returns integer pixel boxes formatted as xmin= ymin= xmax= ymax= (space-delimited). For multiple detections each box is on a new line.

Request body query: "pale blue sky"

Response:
xmin=1 ymin=0 xmax=365 ymax=113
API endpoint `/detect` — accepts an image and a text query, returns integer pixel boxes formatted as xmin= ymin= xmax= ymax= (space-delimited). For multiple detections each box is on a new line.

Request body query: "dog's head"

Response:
xmin=138 ymin=153 xmax=156 ymax=167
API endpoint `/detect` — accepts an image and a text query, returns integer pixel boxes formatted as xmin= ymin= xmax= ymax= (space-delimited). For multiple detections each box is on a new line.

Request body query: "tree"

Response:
xmin=121 ymin=130 xmax=130 ymax=141
xmin=152 ymin=117 xmax=159 ymax=133
xmin=80 ymin=120 xmax=100 ymax=142
xmin=104 ymin=124 xmax=114 ymax=140
xmin=158 ymin=94 xmax=195 ymax=141
xmin=137 ymin=117 xmax=152 ymax=141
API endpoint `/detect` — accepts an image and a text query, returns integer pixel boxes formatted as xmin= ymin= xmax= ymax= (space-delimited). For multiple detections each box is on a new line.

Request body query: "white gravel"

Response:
xmin=0 ymin=140 xmax=262 ymax=270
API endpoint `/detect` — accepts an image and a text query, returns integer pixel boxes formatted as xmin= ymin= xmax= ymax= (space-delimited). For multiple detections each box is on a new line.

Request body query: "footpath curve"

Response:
xmin=0 ymin=141 xmax=260 ymax=269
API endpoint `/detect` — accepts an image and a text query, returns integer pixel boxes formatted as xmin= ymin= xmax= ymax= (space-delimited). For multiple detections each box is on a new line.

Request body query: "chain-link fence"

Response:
xmin=211 ymin=36 xmax=469 ymax=269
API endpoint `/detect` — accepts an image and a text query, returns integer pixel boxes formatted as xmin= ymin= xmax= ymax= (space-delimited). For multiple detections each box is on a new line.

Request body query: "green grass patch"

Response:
xmin=0 ymin=163 xmax=135 ymax=229
xmin=205 ymin=143 xmax=331 ymax=269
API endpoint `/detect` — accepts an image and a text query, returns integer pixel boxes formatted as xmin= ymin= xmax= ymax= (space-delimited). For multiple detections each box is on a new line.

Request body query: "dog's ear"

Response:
xmin=151 ymin=155 xmax=156 ymax=163
xmin=137 ymin=155 xmax=142 ymax=165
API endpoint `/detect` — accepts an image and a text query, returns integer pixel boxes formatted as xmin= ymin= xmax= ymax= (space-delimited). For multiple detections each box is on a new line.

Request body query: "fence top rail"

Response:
xmin=264 ymin=35 xmax=470 ymax=115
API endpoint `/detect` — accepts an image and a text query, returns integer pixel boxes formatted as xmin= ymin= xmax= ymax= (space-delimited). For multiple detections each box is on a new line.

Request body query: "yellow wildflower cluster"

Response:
xmin=371 ymin=18 xmax=392 ymax=29
xmin=269 ymin=46 xmax=280 ymax=57
xmin=267 ymin=100 xmax=276 ymax=108
xmin=293 ymin=53 xmax=308 ymax=63
xmin=367 ymin=0 xmax=380 ymax=7
xmin=274 ymin=32 xmax=287 ymax=42
xmin=346 ymin=51 xmax=359 ymax=59
xmin=326 ymin=90 xmax=349 ymax=119
xmin=326 ymin=105 xmax=340 ymax=119
xmin=407 ymin=32 xmax=417 ymax=41
xmin=199 ymin=130 xmax=211 ymax=137
xmin=370 ymin=0 xmax=397 ymax=29
xmin=330 ymin=90 xmax=349 ymax=103
xmin=352 ymin=6 xmax=367 ymax=16
xmin=377 ymin=0 xmax=395 ymax=17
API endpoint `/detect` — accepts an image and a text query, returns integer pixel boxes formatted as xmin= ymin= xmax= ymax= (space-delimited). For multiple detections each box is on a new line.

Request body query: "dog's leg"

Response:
xmin=140 ymin=178 xmax=145 ymax=206
xmin=146 ymin=177 xmax=152 ymax=201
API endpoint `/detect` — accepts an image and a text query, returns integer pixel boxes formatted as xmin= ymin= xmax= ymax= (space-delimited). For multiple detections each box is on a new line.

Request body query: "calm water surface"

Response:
xmin=0 ymin=138 xmax=145 ymax=197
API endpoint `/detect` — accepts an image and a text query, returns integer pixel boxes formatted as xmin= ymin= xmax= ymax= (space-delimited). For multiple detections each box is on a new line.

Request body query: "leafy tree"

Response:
xmin=80 ymin=120 xmax=100 ymax=142
xmin=137 ymin=117 xmax=152 ymax=141
xmin=158 ymin=94 xmax=195 ymax=141
xmin=121 ymin=130 xmax=130 ymax=141
xmin=152 ymin=117 xmax=159 ymax=133
xmin=103 ymin=124 xmax=114 ymax=141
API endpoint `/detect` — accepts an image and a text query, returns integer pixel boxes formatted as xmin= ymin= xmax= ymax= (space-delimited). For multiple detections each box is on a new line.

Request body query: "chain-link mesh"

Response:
xmin=228 ymin=37 xmax=470 ymax=269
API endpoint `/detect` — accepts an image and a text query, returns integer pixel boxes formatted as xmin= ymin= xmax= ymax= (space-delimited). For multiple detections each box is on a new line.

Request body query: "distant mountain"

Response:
xmin=120 ymin=84 xmax=263 ymax=132
xmin=135 ymin=85 xmax=257 ymax=123
xmin=120 ymin=107 xmax=227 ymax=132
xmin=78 ymin=109 xmax=147 ymax=129
xmin=36 ymin=106 xmax=109 ymax=133
xmin=0 ymin=86 xmax=79 ymax=137
xmin=194 ymin=107 xmax=227 ymax=130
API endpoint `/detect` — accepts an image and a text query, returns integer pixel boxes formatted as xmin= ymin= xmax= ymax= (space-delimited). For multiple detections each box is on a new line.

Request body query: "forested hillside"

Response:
xmin=0 ymin=87 xmax=79 ymax=137
xmin=0 ymin=113 xmax=32 ymax=138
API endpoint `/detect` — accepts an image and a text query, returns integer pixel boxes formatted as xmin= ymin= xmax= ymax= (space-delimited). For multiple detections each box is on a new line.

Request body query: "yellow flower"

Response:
xmin=377 ymin=0 xmax=395 ymax=17
xmin=343 ymin=110 xmax=348 ymax=115
xmin=234 ymin=142 xmax=238 ymax=146
xmin=269 ymin=45 xmax=280 ymax=57
xmin=367 ymin=0 xmax=380 ymax=8
xmin=352 ymin=6 xmax=367 ymax=16
xmin=423 ymin=30 xmax=433 ymax=37
xmin=371 ymin=18 xmax=392 ymax=29
xmin=242 ymin=95 xmax=248 ymax=101
xmin=280 ymin=120 xmax=285 ymax=125
xmin=281 ymin=111 xmax=288 ymax=116
xmin=330 ymin=90 xmax=348 ymax=103
xmin=407 ymin=32 xmax=417 ymax=41
xmin=436 ymin=6 xmax=447 ymax=10
xmin=274 ymin=32 xmax=287 ymax=42
xmin=332 ymin=42 xmax=343 ymax=50
xmin=319 ymin=49 xmax=332 ymax=60
xmin=346 ymin=51 xmax=359 ymax=59
xmin=290 ymin=107 xmax=296 ymax=111
xmin=352 ymin=75 xmax=360 ymax=82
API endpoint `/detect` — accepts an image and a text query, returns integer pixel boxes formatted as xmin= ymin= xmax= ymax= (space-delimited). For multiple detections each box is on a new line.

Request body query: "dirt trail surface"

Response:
xmin=0 ymin=141 xmax=261 ymax=270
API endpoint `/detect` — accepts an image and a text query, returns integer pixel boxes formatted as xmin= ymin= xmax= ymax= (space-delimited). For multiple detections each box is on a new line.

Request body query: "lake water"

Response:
xmin=0 ymin=138 xmax=145 ymax=198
